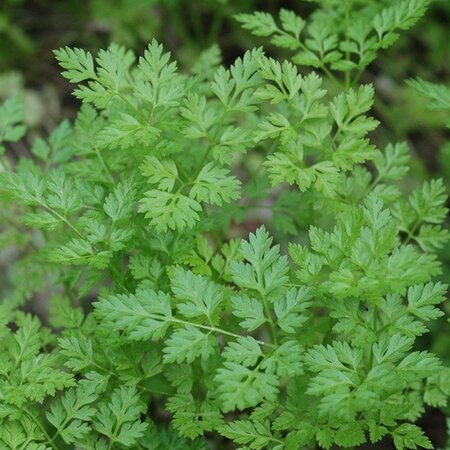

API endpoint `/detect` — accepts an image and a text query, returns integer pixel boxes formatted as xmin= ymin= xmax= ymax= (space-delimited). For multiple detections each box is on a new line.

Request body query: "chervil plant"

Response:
xmin=0 ymin=0 xmax=448 ymax=449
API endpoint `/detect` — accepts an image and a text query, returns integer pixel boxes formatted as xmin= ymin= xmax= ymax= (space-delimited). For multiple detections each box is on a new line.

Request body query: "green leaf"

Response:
xmin=223 ymin=336 xmax=263 ymax=367
xmin=334 ymin=423 xmax=365 ymax=447
xmin=231 ymin=294 xmax=267 ymax=331
xmin=94 ymin=288 xmax=173 ymax=341
xmin=407 ymin=282 xmax=447 ymax=321
xmin=103 ymin=179 xmax=136 ymax=221
xmin=136 ymin=39 xmax=184 ymax=110
xmin=254 ymin=112 xmax=293 ymax=142
xmin=407 ymin=77 xmax=450 ymax=111
xmin=166 ymin=394 xmax=222 ymax=439
xmin=212 ymin=49 xmax=261 ymax=112
xmin=215 ymin=362 xmax=279 ymax=412
xmin=190 ymin=162 xmax=241 ymax=206
xmin=171 ymin=268 xmax=223 ymax=324
xmin=234 ymin=11 xmax=278 ymax=37
xmin=368 ymin=421 xmax=388 ymax=443
xmin=192 ymin=44 xmax=222 ymax=81
xmin=279 ymin=9 xmax=305 ymax=39
xmin=414 ymin=224 xmax=450 ymax=252
xmin=46 ymin=238 xmax=110 ymax=269
xmin=261 ymin=341 xmax=303 ymax=377
xmin=330 ymin=85 xmax=376 ymax=131
xmin=58 ymin=336 xmax=96 ymax=372
xmin=93 ymin=43 xmax=135 ymax=93
xmin=397 ymin=351 xmax=442 ymax=381
xmin=219 ymin=418 xmax=274 ymax=450
xmin=373 ymin=0 xmax=430 ymax=47
xmin=0 ymin=96 xmax=26 ymax=145
xmin=97 ymin=113 xmax=159 ymax=149
xmin=372 ymin=334 xmax=414 ymax=364
xmin=316 ymin=428 xmax=335 ymax=449
xmin=141 ymin=156 xmax=179 ymax=192
xmin=274 ymin=287 xmax=311 ymax=333
xmin=47 ymin=384 xmax=98 ymax=444
xmin=163 ymin=326 xmax=216 ymax=364
xmin=392 ymin=424 xmax=433 ymax=450
xmin=54 ymin=47 xmax=96 ymax=83
xmin=139 ymin=190 xmax=202 ymax=233
xmin=0 ymin=170 xmax=45 ymax=206
xmin=409 ymin=179 xmax=448 ymax=224
xmin=1 ymin=316 xmax=75 ymax=407
xmin=231 ymin=226 xmax=289 ymax=300
xmin=374 ymin=142 xmax=410 ymax=181
xmin=93 ymin=386 xmax=147 ymax=446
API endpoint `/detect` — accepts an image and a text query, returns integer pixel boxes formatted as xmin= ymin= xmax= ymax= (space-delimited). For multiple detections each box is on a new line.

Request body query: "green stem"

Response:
xmin=344 ymin=0 xmax=351 ymax=89
xmin=261 ymin=293 xmax=278 ymax=346
xmin=351 ymin=67 xmax=364 ymax=88
xmin=82 ymin=351 xmax=172 ymax=397
xmin=45 ymin=207 xmax=83 ymax=238
xmin=192 ymin=142 xmax=213 ymax=180
xmin=366 ymin=173 xmax=382 ymax=195
xmin=322 ymin=65 xmax=344 ymax=90
xmin=170 ymin=315 xmax=275 ymax=348
xmin=190 ymin=106 xmax=228 ymax=182
xmin=90 ymin=69 xmax=147 ymax=124
xmin=115 ymin=307 xmax=275 ymax=348
xmin=404 ymin=219 xmax=422 ymax=245
xmin=24 ymin=410 xmax=61 ymax=450
xmin=109 ymin=263 xmax=128 ymax=292
xmin=94 ymin=146 xmax=115 ymax=184
xmin=116 ymin=92 xmax=148 ymax=123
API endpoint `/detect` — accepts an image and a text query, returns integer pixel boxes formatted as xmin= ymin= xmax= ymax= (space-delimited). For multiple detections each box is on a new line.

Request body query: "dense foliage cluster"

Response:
xmin=0 ymin=0 xmax=448 ymax=449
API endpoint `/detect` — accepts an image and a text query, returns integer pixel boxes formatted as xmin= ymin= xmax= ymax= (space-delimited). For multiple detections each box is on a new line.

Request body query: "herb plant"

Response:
xmin=0 ymin=0 xmax=448 ymax=449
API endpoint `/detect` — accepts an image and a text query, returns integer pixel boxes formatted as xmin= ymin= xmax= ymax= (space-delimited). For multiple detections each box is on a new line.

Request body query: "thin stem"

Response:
xmin=366 ymin=173 xmax=382 ymax=195
xmin=116 ymin=92 xmax=148 ymax=123
xmin=404 ymin=219 xmax=422 ymax=245
xmin=190 ymin=106 xmax=228 ymax=183
xmin=344 ymin=0 xmax=352 ymax=89
xmin=351 ymin=67 xmax=364 ymax=88
xmin=90 ymin=70 xmax=148 ymax=124
xmin=32 ymin=197 xmax=84 ymax=239
xmin=94 ymin=146 xmax=115 ymax=184
xmin=109 ymin=263 xmax=128 ymax=292
xmin=192 ymin=143 xmax=213 ymax=180
xmin=261 ymin=293 xmax=278 ymax=346
xmin=322 ymin=65 xmax=344 ymax=90
xmin=295 ymin=37 xmax=343 ymax=89
xmin=107 ymin=420 xmax=121 ymax=450
xmin=117 ymin=307 xmax=275 ymax=348
xmin=170 ymin=315 xmax=275 ymax=348
xmin=24 ymin=410 xmax=61 ymax=450
xmin=77 ymin=352 xmax=172 ymax=399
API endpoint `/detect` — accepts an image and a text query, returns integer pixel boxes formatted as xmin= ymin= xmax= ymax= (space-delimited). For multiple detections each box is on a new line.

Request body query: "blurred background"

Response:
xmin=1 ymin=0 xmax=449 ymax=447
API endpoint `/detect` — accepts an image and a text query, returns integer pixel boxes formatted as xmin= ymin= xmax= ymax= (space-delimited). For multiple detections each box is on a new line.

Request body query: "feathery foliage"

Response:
xmin=0 ymin=0 xmax=448 ymax=449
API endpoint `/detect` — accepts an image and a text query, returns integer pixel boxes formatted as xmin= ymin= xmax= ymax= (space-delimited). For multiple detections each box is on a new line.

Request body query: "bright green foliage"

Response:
xmin=0 ymin=96 xmax=26 ymax=154
xmin=0 ymin=1 xmax=448 ymax=449
xmin=407 ymin=78 xmax=450 ymax=118
xmin=236 ymin=0 xmax=430 ymax=87
xmin=407 ymin=76 xmax=450 ymax=233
